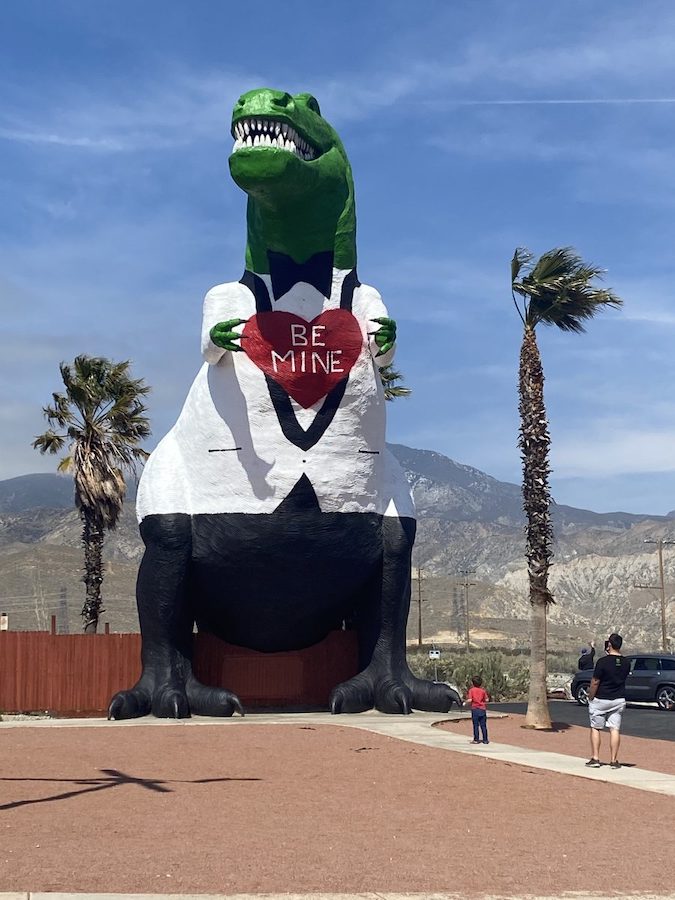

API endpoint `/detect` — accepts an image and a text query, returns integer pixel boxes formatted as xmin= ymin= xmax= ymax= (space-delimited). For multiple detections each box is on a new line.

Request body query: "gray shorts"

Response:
xmin=589 ymin=697 xmax=626 ymax=730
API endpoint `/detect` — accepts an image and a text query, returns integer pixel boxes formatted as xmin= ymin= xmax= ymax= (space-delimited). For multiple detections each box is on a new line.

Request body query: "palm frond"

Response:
xmin=379 ymin=365 xmax=412 ymax=401
xmin=511 ymin=247 xmax=533 ymax=283
xmin=42 ymin=392 xmax=76 ymax=428
xmin=57 ymin=455 xmax=73 ymax=473
xmin=32 ymin=431 xmax=66 ymax=455
xmin=512 ymin=246 xmax=623 ymax=331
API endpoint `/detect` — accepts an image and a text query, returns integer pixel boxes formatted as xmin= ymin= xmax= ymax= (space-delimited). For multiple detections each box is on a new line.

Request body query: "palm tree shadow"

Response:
xmin=0 ymin=768 xmax=261 ymax=812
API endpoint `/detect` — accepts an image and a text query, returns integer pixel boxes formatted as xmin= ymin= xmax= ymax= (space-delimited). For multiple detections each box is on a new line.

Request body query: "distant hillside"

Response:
xmin=0 ymin=473 xmax=138 ymax=515
xmin=1 ymin=448 xmax=673 ymax=651
xmin=8 ymin=451 xmax=661 ymax=527
xmin=0 ymin=473 xmax=74 ymax=513
xmin=388 ymin=444 xmax=665 ymax=528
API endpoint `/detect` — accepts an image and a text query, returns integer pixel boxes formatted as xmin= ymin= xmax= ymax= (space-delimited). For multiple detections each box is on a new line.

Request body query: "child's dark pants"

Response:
xmin=471 ymin=708 xmax=488 ymax=743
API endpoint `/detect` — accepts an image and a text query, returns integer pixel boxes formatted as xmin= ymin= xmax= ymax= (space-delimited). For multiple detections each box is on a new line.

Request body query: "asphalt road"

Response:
xmin=492 ymin=699 xmax=675 ymax=742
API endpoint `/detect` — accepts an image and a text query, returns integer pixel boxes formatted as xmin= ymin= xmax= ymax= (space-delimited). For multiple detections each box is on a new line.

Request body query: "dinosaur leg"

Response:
xmin=107 ymin=514 xmax=243 ymax=720
xmin=330 ymin=516 xmax=461 ymax=714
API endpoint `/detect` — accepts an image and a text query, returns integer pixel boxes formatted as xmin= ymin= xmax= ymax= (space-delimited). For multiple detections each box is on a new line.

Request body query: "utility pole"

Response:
xmin=457 ymin=568 xmax=476 ymax=652
xmin=412 ymin=565 xmax=426 ymax=646
xmin=635 ymin=538 xmax=674 ymax=652
xmin=59 ymin=586 xmax=69 ymax=635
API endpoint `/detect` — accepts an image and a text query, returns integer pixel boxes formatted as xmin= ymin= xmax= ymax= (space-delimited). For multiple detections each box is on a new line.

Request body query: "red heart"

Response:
xmin=242 ymin=309 xmax=363 ymax=408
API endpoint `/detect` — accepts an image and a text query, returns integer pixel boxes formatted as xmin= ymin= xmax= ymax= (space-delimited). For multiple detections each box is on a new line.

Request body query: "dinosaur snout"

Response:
xmin=235 ymin=88 xmax=294 ymax=117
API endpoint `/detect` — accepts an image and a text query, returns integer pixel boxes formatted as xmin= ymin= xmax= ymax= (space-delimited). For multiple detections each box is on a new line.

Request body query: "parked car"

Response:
xmin=570 ymin=653 xmax=675 ymax=709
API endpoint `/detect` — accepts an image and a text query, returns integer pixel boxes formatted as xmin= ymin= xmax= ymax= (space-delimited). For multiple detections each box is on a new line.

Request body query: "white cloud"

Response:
xmin=6 ymin=7 xmax=675 ymax=157
xmin=368 ymin=254 xmax=507 ymax=324
xmin=0 ymin=128 xmax=129 ymax=151
xmin=316 ymin=8 xmax=675 ymax=123
xmin=0 ymin=69 xmax=262 ymax=153
xmin=552 ymin=427 xmax=675 ymax=477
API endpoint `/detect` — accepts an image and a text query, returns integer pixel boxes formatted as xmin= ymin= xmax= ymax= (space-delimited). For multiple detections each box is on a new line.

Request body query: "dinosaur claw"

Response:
xmin=393 ymin=687 xmax=412 ymax=715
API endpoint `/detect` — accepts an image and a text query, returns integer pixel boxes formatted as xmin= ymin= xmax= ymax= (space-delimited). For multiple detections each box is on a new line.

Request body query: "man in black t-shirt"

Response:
xmin=586 ymin=633 xmax=631 ymax=769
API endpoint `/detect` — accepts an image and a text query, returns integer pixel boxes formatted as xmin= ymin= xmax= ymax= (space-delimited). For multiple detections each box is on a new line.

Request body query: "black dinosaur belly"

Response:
xmin=185 ymin=474 xmax=385 ymax=652
xmin=137 ymin=473 xmax=413 ymax=653
xmin=189 ymin=506 xmax=384 ymax=651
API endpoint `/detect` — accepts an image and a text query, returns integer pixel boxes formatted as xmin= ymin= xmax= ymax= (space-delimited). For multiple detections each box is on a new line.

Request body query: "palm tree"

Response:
xmin=511 ymin=247 xmax=622 ymax=729
xmin=33 ymin=355 xmax=151 ymax=633
xmin=379 ymin=364 xmax=412 ymax=401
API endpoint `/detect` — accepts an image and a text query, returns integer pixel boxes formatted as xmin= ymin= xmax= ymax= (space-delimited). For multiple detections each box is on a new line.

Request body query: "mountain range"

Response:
xmin=1 ymin=444 xmax=673 ymax=651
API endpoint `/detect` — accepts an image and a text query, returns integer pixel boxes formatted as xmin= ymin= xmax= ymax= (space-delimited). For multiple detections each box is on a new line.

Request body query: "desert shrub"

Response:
xmin=549 ymin=650 xmax=580 ymax=674
xmin=450 ymin=653 xmax=510 ymax=700
xmin=407 ymin=649 xmax=529 ymax=701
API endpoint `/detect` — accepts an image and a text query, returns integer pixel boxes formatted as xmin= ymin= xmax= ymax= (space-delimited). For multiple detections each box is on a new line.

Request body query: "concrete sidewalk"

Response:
xmin=3 ymin=710 xmax=675 ymax=798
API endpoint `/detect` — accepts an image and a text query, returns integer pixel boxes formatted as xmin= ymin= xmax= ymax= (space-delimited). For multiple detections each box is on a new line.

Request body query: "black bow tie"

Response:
xmin=267 ymin=250 xmax=334 ymax=299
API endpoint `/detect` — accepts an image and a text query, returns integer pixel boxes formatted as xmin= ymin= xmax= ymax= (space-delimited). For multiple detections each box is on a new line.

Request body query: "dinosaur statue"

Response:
xmin=108 ymin=88 xmax=460 ymax=719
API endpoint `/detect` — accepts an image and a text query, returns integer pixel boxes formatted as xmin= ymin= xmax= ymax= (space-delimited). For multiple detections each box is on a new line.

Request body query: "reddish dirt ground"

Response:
xmin=438 ymin=711 xmax=675 ymax=775
xmin=0 ymin=720 xmax=673 ymax=896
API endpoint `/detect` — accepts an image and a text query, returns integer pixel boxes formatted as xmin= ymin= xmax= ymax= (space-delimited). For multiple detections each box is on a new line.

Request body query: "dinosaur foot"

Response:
xmin=107 ymin=685 xmax=152 ymax=720
xmin=185 ymin=675 xmax=244 ymax=717
xmin=108 ymin=675 xmax=244 ymax=720
xmin=329 ymin=668 xmax=461 ymax=715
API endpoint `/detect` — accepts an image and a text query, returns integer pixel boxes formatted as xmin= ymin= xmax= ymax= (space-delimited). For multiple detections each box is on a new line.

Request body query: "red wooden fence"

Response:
xmin=0 ymin=630 xmax=358 ymax=715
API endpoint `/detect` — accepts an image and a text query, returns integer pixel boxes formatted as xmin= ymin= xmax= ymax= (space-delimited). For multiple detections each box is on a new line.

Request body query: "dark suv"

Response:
xmin=571 ymin=653 xmax=675 ymax=709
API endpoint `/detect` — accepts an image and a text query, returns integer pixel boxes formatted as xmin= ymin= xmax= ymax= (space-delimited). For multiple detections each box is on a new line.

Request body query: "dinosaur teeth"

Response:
xmin=232 ymin=117 xmax=317 ymax=160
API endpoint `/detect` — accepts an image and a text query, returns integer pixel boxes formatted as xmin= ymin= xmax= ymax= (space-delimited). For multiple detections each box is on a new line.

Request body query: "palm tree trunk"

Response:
xmin=519 ymin=325 xmax=553 ymax=729
xmin=81 ymin=509 xmax=105 ymax=634
xmin=526 ymin=596 xmax=550 ymax=727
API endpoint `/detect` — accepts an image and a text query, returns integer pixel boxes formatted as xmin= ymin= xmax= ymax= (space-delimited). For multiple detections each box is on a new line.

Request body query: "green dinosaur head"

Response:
xmin=229 ymin=88 xmax=356 ymax=272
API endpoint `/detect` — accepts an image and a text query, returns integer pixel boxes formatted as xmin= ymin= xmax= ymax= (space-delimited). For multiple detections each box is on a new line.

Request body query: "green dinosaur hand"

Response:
xmin=210 ymin=319 xmax=248 ymax=352
xmin=370 ymin=317 xmax=396 ymax=356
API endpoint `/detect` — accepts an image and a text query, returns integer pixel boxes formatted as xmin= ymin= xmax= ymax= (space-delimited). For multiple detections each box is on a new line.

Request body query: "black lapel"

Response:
xmin=239 ymin=269 xmax=360 ymax=451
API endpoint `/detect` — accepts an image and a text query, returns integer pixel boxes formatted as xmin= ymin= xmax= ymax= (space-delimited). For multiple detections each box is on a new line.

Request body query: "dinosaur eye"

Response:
xmin=295 ymin=93 xmax=321 ymax=116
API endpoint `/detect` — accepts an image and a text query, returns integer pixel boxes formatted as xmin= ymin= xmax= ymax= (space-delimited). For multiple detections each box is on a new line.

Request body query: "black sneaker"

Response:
xmin=609 ymin=761 xmax=621 ymax=769
xmin=585 ymin=758 xmax=601 ymax=768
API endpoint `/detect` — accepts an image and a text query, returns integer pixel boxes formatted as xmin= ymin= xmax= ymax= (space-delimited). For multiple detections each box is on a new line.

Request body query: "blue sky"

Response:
xmin=2 ymin=0 xmax=675 ymax=515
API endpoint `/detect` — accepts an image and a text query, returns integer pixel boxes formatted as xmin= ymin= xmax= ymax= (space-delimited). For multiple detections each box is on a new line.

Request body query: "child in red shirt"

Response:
xmin=465 ymin=675 xmax=490 ymax=744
